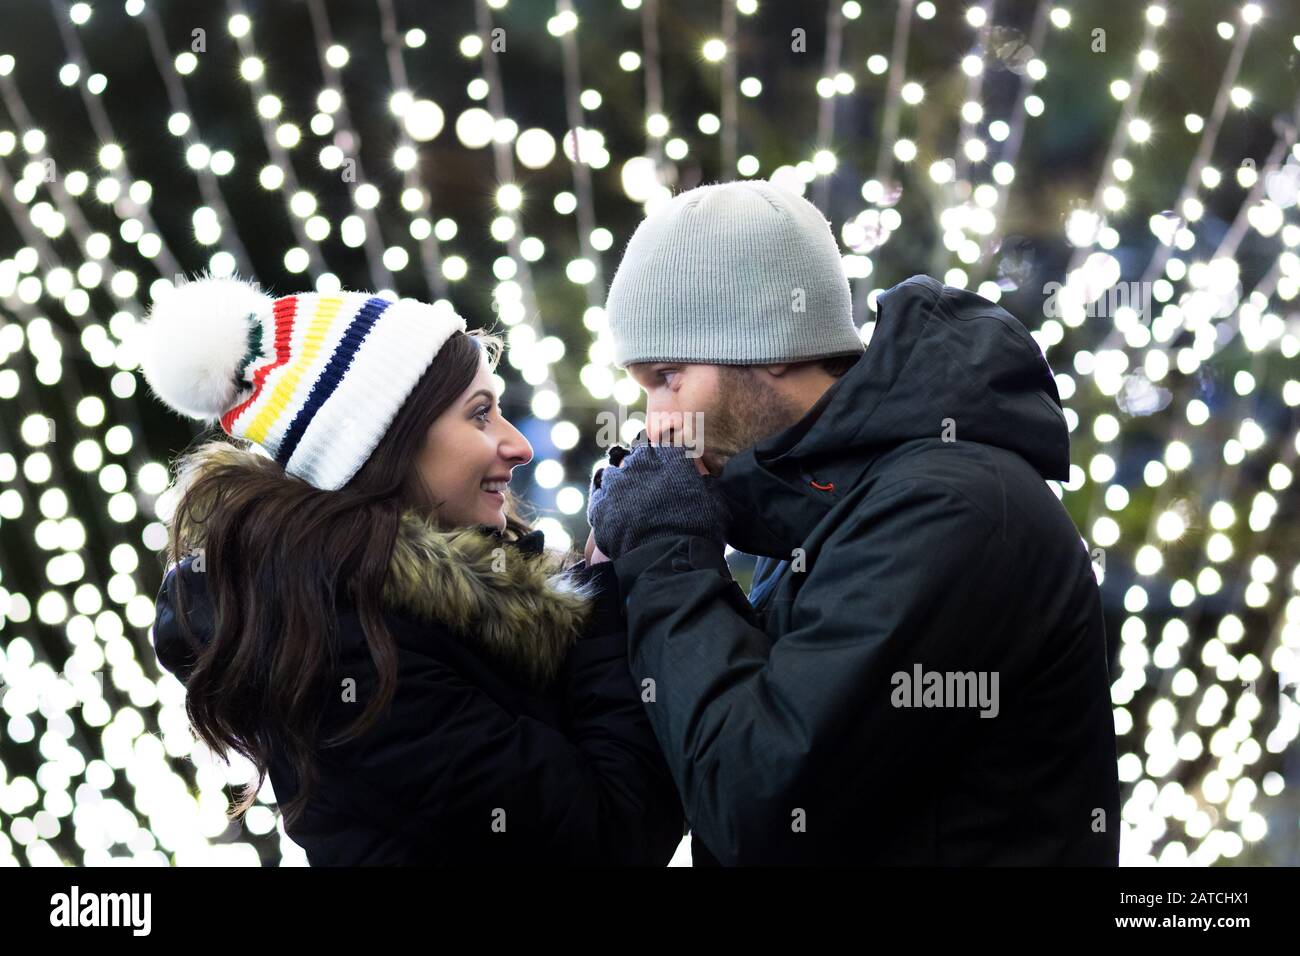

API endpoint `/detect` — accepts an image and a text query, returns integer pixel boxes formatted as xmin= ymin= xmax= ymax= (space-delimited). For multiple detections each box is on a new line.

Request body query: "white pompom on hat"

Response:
xmin=137 ymin=275 xmax=467 ymax=490
xmin=138 ymin=276 xmax=275 ymax=419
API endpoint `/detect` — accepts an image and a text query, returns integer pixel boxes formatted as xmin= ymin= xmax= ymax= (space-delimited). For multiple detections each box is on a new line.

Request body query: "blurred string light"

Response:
xmin=375 ymin=0 xmax=450 ymax=301
xmin=224 ymin=0 xmax=327 ymax=279
xmin=811 ymin=1 xmax=845 ymax=212
xmin=477 ymin=0 xmax=581 ymax=525
xmin=635 ymin=0 xmax=667 ymax=176
xmin=1059 ymin=4 xmax=1168 ymax=288
xmin=52 ymin=0 xmax=183 ymax=282
xmin=979 ymin=0 xmax=1056 ymax=283
xmin=0 ymin=0 xmax=1295 ymax=867
xmin=1137 ymin=5 xmax=1257 ymax=291
xmin=134 ymin=2 xmax=253 ymax=276
xmin=1025 ymin=3 xmax=1298 ymax=865
xmin=0 ymin=80 xmax=240 ymax=859
xmin=718 ymin=0 xmax=739 ymax=177
xmin=550 ymin=0 xmax=605 ymax=302
xmin=952 ymin=1 xmax=995 ymax=192
xmin=302 ymin=0 xmax=395 ymax=290
xmin=844 ymin=0 xmax=917 ymax=324
xmin=937 ymin=0 xmax=1008 ymax=299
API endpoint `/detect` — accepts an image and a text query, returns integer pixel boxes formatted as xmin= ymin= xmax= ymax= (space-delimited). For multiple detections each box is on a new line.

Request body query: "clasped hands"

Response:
xmin=582 ymin=432 xmax=729 ymax=565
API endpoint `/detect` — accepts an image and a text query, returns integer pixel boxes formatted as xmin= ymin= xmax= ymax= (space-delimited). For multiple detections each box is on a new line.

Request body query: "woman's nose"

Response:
xmin=501 ymin=419 xmax=533 ymax=466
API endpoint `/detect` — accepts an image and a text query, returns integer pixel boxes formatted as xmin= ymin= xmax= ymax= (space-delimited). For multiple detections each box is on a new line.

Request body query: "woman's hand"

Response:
xmin=585 ymin=440 xmax=635 ymax=566
xmin=584 ymin=529 xmax=611 ymax=565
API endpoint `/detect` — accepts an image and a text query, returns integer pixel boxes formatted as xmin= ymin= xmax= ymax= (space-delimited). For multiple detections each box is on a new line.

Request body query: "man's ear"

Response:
xmin=759 ymin=363 xmax=794 ymax=378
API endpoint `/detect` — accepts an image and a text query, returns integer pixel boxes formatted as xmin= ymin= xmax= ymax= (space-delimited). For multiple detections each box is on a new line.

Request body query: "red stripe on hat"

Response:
xmin=220 ymin=295 xmax=298 ymax=434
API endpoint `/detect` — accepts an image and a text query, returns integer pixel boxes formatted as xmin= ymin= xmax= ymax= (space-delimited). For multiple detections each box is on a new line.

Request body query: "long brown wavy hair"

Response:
xmin=164 ymin=329 xmax=541 ymax=827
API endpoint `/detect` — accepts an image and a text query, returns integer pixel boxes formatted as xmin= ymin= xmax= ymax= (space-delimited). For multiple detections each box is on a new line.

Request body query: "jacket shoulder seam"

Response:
xmin=863 ymin=473 xmax=1005 ymax=541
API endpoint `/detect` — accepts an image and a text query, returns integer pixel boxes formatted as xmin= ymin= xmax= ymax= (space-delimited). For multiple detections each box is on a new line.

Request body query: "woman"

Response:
xmin=141 ymin=276 xmax=683 ymax=865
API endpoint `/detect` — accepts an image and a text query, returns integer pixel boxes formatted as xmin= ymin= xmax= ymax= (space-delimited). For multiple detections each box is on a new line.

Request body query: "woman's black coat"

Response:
xmin=152 ymin=521 xmax=685 ymax=865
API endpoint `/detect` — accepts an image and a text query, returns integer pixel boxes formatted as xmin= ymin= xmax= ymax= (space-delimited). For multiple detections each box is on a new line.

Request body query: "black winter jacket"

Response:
xmin=153 ymin=512 xmax=684 ymax=866
xmin=613 ymin=274 xmax=1122 ymax=865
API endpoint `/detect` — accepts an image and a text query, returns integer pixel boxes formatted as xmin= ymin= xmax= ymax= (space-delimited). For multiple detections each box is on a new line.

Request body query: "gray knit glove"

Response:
xmin=587 ymin=442 xmax=729 ymax=559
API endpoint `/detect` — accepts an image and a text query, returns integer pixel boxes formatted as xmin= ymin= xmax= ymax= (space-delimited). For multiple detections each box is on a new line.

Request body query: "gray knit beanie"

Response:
xmin=605 ymin=180 xmax=865 ymax=367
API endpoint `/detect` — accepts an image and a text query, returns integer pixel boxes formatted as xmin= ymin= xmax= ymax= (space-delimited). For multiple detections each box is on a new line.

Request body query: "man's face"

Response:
xmin=626 ymin=362 xmax=804 ymax=476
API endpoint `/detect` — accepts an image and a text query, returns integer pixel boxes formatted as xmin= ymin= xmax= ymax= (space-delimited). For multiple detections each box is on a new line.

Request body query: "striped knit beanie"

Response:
xmin=605 ymin=180 xmax=865 ymax=367
xmin=137 ymin=276 xmax=466 ymax=490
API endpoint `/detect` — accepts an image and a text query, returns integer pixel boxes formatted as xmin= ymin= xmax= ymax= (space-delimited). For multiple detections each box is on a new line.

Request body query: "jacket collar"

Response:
xmin=156 ymin=445 xmax=594 ymax=692
xmin=714 ymin=275 xmax=1071 ymax=557
xmin=713 ymin=375 xmax=870 ymax=558
xmin=381 ymin=515 xmax=592 ymax=688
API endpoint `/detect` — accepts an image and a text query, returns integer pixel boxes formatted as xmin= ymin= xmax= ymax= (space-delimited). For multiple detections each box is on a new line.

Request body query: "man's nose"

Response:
xmin=645 ymin=409 xmax=685 ymax=445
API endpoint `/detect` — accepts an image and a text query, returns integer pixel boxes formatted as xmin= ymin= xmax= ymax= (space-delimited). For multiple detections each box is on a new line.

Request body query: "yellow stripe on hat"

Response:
xmin=243 ymin=296 xmax=344 ymax=445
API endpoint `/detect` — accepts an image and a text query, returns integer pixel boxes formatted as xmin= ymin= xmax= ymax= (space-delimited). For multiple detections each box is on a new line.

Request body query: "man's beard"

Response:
xmin=697 ymin=366 xmax=805 ymax=475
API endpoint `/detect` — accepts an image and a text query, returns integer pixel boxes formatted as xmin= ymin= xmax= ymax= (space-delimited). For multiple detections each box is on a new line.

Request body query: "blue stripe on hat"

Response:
xmin=275 ymin=296 xmax=393 ymax=468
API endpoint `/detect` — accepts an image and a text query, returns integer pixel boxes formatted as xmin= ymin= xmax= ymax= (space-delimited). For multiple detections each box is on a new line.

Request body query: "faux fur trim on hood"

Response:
xmin=383 ymin=513 xmax=595 ymax=689
xmin=168 ymin=441 xmax=596 ymax=691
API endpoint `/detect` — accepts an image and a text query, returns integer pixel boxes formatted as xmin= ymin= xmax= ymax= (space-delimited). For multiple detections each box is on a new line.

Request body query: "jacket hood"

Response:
xmin=716 ymin=274 xmax=1070 ymax=556
xmin=154 ymin=445 xmax=595 ymax=691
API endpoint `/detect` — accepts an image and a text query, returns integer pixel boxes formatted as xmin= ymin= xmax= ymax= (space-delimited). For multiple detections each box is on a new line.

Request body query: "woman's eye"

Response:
xmin=473 ymin=405 xmax=491 ymax=424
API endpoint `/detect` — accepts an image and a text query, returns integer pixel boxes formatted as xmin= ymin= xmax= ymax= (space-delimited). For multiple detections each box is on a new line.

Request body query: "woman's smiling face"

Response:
xmin=415 ymin=352 xmax=533 ymax=531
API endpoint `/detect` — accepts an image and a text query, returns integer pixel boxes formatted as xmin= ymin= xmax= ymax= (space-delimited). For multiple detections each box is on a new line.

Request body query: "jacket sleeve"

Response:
xmin=611 ymin=478 xmax=1007 ymax=865
xmin=326 ymin=560 xmax=684 ymax=866
xmin=152 ymin=557 xmax=208 ymax=684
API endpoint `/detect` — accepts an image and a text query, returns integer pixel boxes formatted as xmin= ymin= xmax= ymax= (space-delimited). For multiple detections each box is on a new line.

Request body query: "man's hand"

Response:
xmin=586 ymin=442 xmax=729 ymax=560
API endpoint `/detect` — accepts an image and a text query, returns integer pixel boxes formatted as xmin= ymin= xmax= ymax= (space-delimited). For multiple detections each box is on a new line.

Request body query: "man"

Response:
xmin=586 ymin=180 xmax=1121 ymax=865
